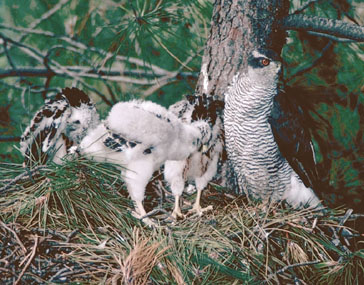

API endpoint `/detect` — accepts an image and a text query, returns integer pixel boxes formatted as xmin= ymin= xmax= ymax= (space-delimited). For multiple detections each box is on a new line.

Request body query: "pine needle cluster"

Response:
xmin=1 ymin=158 xmax=363 ymax=284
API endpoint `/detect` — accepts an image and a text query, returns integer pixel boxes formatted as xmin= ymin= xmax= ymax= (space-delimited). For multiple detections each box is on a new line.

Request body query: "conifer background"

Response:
xmin=0 ymin=0 xmax=363 ymax=283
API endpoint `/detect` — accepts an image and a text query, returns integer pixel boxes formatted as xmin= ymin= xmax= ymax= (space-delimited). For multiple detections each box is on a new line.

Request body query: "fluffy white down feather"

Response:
xmin=164 ymin=98 xmax=223 ymax=218
xmin=80 ymin=100 xmax=211 ymax=224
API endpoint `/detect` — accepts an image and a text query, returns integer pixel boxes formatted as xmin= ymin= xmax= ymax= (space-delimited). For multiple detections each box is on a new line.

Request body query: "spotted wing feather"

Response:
xmin=103 ymin=129 xmax=141 ymax=152
xmin=20 ymin=87 xmax=96 ymax=166
xmin=20 ymin=95 xmax=70 ymax=165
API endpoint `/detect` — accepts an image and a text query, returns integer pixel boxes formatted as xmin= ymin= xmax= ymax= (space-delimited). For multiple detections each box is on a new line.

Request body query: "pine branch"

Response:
xmin=291 ymin=0 xmax=321 ymax=15
xmin=286 ymin=41 xmax=333 ymax=82
xmin=266 ymin=260 xmax=321 ymax=282
xmin=0 ymin=80 xmax=60 ymax=94
xmin=0 ymin=165 xmax=45 ymax=193
xmin=0 ymin=67 xmax=196 ymax=81
xmin=0 ymin=136 xmax=20 ymax=142
xmin=0 ymin=24 xmax=173 ymax=76
xmin=281 ymin=14 xmax=364 ymax=42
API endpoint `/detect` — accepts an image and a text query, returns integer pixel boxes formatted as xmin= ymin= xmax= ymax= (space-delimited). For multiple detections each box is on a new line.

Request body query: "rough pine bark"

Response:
xmin=195 ymin=0 xmax=289 ymax=99
xmin=193 ymin=0 xmax=289 ymax=187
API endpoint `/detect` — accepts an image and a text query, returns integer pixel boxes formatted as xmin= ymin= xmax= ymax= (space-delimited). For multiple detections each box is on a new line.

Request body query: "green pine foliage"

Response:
xmin=0 ymin=0 xmax=364 ymax=283
xmin=284 ymin=0 xmax=364 ymax=210
xmin=1 ymin=159 xmax=363 ymax=283
xmin=0 ymin=0 xmax=212 ymax=161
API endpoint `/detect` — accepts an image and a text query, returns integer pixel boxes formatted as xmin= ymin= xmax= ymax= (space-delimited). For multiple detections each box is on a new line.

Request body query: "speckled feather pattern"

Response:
xmin=165 ymin=95 xmax=224 ymax=196
xmin=20 ymin=87 xmax=99 ymax=165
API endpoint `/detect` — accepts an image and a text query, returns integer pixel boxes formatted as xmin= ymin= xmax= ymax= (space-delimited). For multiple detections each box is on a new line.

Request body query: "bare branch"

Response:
xmin=0 ymin=136 xmax=20 ymax=142
xmin=0 ymin=80 xmax=60 ymax=94
xmin=0 ymin=23 xmax=198 ymax=101
xmin=42 ymin=74 xmax=54 ymax=100
xmin=306 ymin=31 xmax=355 ymax=42
xmin=330 ymin=2 xmax=360 ymax=26
xmin=287 ymin=41 xmax=333 ymax=82
xmin=0 ymin=33 xmax=45 ymax=62
xmin=3 ymin=40 xmax=17 ymax=71
xmin=0 ymin=221 xmax=27 ymax=254
xmin=142 ymin=47 xmax=201 ymax=97
xmin=0 ymin=0 xmax=70 ymax=61
xmin=0 ymin=67 xmax=197 ymax=83
xmin=291 ymin=0 xmax=322 ymax=15
xmin=13 ymin=0 xmax=70 ymax=45
xmin=282 ymin=15 xmax=364 ymax=42
xmin=0 ymin=24 xmax=172 ymax=76
xmin=103 ymin=81 xmax=118 ymax=104
xmin=0 ymin=165 xmax=46 ymax=194
xmin=14 ymin=235 xmax=38 ymax=285
xmin=0 ymin=68 xmax=53 ymax=78
xmin=0 ymin=31 xmax=197 ymax=99
xmin=28 ymin=0 xmax=70 ymax=30
xmin=142 ymin=75 xmax=176 ymax=98
xmin=267 ymin=260 xmax=321 ymax=281
xmin=79 ymin=82 xmax=113 ymax=106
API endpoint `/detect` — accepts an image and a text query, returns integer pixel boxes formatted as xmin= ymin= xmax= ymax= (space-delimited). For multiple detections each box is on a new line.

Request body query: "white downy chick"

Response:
xmin=20 ymin=87 xmax=99 ymax=166
xmin=164 ymin=94 xmax=224 ymax=218
xmin=80 ymin=100 xmax=211 ymax=225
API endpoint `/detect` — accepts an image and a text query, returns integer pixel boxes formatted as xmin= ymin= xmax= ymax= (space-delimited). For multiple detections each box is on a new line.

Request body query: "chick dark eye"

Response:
xmin=74 ymin=120 xmax=80 ymax=124
xmin=261 ymin=58 xmax=270 ymax=66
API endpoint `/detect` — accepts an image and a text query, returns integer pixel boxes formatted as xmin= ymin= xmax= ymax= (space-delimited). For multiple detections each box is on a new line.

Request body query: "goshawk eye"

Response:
xmin=261 ymin=58 xmax=270 ymax=66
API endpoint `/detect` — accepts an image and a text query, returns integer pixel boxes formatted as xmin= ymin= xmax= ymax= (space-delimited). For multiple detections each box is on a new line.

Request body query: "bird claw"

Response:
xmin=188 ymin=205 xmax=213 ymax=217
xmin=171 ymin=209 xmax=186 ymax=220
xmin=131 ymin=211 xmax=157 ymax=227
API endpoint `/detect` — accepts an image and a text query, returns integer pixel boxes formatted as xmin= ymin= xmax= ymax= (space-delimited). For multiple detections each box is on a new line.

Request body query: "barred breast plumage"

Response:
xmin=224 ymin=50 xmax=320 ymax=207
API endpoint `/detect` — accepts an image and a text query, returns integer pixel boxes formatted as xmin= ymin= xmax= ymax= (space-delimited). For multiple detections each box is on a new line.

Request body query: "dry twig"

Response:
xmin=14 ymin=235 xmax=39 ymax=285
xmin=0 ymin=165 xmax=45 ymax=193
xmin=0 ymin=221 xmax=27 ymax=254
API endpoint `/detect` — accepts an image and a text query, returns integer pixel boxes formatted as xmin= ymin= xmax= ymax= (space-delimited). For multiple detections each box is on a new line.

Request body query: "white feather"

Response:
xmin=164 ymin=98 xmax=223 ymax=216
xmin=80 ymin=99 xmax=211 ymax=221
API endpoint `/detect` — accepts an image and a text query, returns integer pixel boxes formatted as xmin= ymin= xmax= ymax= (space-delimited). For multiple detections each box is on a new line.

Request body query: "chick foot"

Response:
xmin=132 ymin=201 xmax=157 ymax=227
xmin=171 ymin=195 xmax=186 ymax=220
xmin=187 ymin=189 xmax=213 ymax=217
xmin=188 ymin=203 xmax=213 ymax=217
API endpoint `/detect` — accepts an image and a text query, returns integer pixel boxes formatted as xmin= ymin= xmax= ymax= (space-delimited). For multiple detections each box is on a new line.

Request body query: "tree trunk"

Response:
xmin=195 ymin=0 xmax=289 ymax=99
xmin=193 ymin=0 xmax=289 ymax=188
